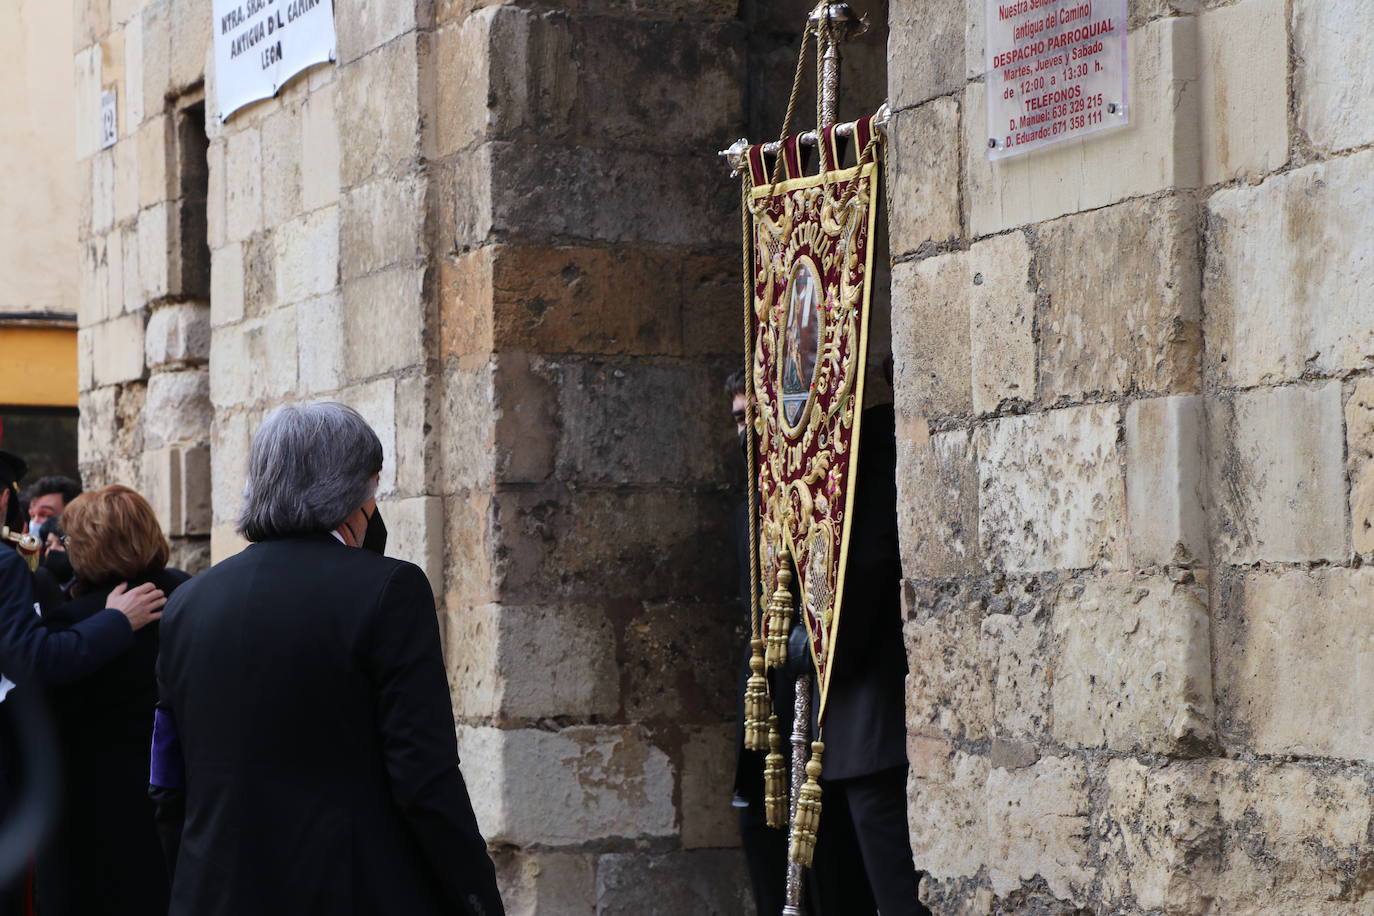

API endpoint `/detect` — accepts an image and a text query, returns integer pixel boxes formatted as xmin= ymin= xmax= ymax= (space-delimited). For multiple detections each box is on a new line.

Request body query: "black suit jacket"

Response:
xmin=156 ymin=536 xmax=503 ymax=916
xmin=38 ymin=566 xmax=189 ymax=916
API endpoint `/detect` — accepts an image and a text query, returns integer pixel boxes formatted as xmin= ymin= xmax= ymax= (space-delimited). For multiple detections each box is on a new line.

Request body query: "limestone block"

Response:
xmin=391 ymin=374 xmax=434 ymax=497
xmin=1197 ymin=0 xmax=1288 ymax=183
xmin=1210 ymin=383 xmax=1346 ymax=565
xmin=679 ymin=725 xmax=737 ymax=850
xmin=888 ymin=98 xmax=961 ymax=259
xmin=904 ymin=596 xmax=992 ymax=743
xmin=78 ymin=329 xmax=94 ymax=394
xmin=982 ymin=605 xmax=1051 ymax=741
xmin=260 ymin=105 xmax=303 ymax=229
xmin=891 ymin=255 xmax=972 ymax=419
xmin=210 ymin=242 xmax=245 ymax=327
xmin=428 ymin=13 xmax=490 ymax=159
xmin=678 ymin=253 xmax=743 ymax=360
xmin=167 ymin=0 xmax=209 ymax=91
xmin=136 ymin=115 xmax=172 ymax=210
xmin=287 ymin=295 xmax=342 ymax=396
xmin=376 ymin=496 xmax=443 ymax=595
xmin=123 ymin=11 xmax=143 ymax=128
xmin=74 ymin=0 xmax=111 ymax=55
xmin=595 ymin=851 xmax=751 ymax=915
xmin=241 ymin=231 xmax=277 ymax=317
xmin=455 ymin=725 xmax=676 ymax=846
xmin=622 ymin=600 xmax=737 ymax=724
xmin=491 ymin=849 xmax=596 ymax=916
xmin=1037 ymin=196 xmax=1201 ymax=402
xmin=550 ymin=359 xmax=731 ymax=487
xmin=963 ymin=18 xmax=1201 ymax=235
xmin=488 ymin=142 xmax=735 ymax=248
xmin=487 ymin=245 xmax=685 ymax=357
xmin=1206 ymin=151 xmax=1374 ymax=387
xmin=338 ymin=36 xmax=421 ymax=186
xmin=224 ymin=128 xmax=262 ymax=243
xmin=907 ymin=739 xmax=989 ymax=881
xmin=300 ymin=83 xmax=341 ymax=211
xmin=92 ymin=312 xmax=147 ymax=387
xmin=345 ymin=377 xmax=398 ymax=496
xmin=143 ymin=369 xmax=211 ymax=450
xmin=1294 ymin=0 xmax=1374 ymax=153
xmin=1347 ymin=379 xmax=1374 ymax=555
xmin=1097 ymin=760 xmax=1220 ymax=913
xmin=438 ymin=249 xmax=494 ymax=361
xmin=145 ymin=302 xmax=210 ymax=369
xmin=976 ymin=404 xmax=1125 ymax=573
xmin=442 ymin=365 xmax=498 ymax=493
xmin=210 ymin=410 xmax=253 ymax=524
xmin=257 ymin=306 xmax=299 ymax=399
xmin=273 ymin=206 xmax=339 ymax=306
xmin=1052 ymin=574 xmax=1214 ymax=754
xmin=91 ymin=150 xmax=115 ymax=235
xmin=889 ymin=0 xmax=966 ymax=109
xmin=113 ymin=137 xmax=138 ymax=225
xmin=896 ymin=427 xmax=980 ymax=578
xmin=968 ymin=232 xmax=1035 ymax=414
xmin=137 ymin=201 xmax=172 ymax=301
xmin=473 ymin=603 xmax=620 ymax=719
xmin=119 ymin=228 xmax=143 ymax=314
xmin=430 ymin=149 xmax=494 ymax=254
xmin=1213 ymin=759 xmax=1372 ymax=911
xmin=493 ymin=485 xmax=733 ymax=605
xmin=138 ymin=1 xmax=170 ymax=128
xmin=1126 ymin=396 xmax=1207 ymax=567
xmin=78 ymin=237 xmax=110 ymax=327
xmin=74 ymin=45 xmax=103 ymax=161
xmin=1215 ymin=567 xmax=1374 ymax=761
xmin=342 ymin=266 xmax=425 ymax=378
xmin=442 ymin=598 xmax=499 ymax=718
xmin=142 ymin=445 xmax=212 ymax=538
xmin=336 ymin=0 xmax=418 ymax=64
xmin=986 ymin=755 xmax=1092 ymax=903
xmin=340 ymin=176 xmax=425 ymax=281
xmin=209 ymin=322 xmax=252 ymax=408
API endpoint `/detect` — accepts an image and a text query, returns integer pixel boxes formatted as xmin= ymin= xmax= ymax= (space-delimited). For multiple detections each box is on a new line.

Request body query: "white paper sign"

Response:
xmin=100 ymin=91 xmax=118 ymax=149
xmin=985 ymin=0 xmax=1128 ymax=160
xmin=213 ymin=0 xmax=336 ymax=122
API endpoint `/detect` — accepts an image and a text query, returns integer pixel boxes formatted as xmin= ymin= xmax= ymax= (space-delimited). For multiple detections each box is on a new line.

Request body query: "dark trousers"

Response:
xmin=739 ymin=801 xmax=789 ymax=916
xmin=809 ymin=765 xmax=929 ymax=916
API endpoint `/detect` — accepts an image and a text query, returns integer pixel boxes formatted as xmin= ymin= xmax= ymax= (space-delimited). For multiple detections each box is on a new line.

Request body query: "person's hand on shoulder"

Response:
xmin=106 ymin=581 xmax=166 ymax=631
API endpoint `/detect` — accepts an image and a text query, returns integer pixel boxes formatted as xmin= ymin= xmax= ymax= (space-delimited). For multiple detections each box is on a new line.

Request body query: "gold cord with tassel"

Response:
xmin=744 ymin=639 xmax=770 ymax=752
xmin=764 ymin=715 xmax=788 ymax=829
xmin=789 ymin=740 xmax=825 ymax=866
xmin=765 ymin=562 xmax=793 ymax=668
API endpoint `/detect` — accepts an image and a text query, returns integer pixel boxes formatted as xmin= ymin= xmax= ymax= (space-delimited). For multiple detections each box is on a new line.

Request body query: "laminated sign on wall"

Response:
xmin=213 ymin=0 xmax=336 ymax=121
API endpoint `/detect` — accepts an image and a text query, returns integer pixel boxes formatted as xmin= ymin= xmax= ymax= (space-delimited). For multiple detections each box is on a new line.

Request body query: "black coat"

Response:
xmin=155 ymin=535 xmax=503 ymax=916
xmin=37 ymin=566 xmax=189 ymax=916
xmin=818 ymin=404 xmax=909 ymax=781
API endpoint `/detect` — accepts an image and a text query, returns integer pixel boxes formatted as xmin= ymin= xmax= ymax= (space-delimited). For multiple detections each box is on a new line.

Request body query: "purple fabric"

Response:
xmin=150 ymin=706 xmax=185 ymax=789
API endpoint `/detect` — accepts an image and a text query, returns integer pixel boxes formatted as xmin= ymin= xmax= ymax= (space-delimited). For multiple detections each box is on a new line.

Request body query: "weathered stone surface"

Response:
xmin=143 ymin=369 xmax=210 ymax=450
xmin=976 ymin=404 xmax=1125 ymax=573
xmin=142 ymin=444 xmax=211 ymax=538
xmin=336 ymin=0 xmax=418 ymax=64
xmin=1294 ymin=0 xmax=1374 ymax=153
xmin=905 ymin=597 xmax=992 ymax=743
xmin=91 ymin=312 xmax=146 ymax=386
xmin=968 ymin=232 xmax=1034 ymax=414
xmin=892 ymin=254 xmax=972 ymax=419
xmin=679 ymin=724 xmax=738 ymax=849
xmin=224 ymin=128 xmax=262 ymax=244
xmin=1347 ymin=379 xmax=1374 ymax=555
xmin=1126 ymin=396 xmax=1208 ymax=567
xmin=1052 ymin=574 xmax=1214 ymax=754
xmin=623 ymin=600 xmax=737 ymax=724
xmin=209 ymin=410 xmax=253 ymax=525
xmin=887 ymin=98 xmax=961 ymax=259
xmin=1213 ymin=759 xmax=1373 ymax=912
xmin=1215 ymin=567 xmax=1374 ymax=761
xmin=982 ymin=603 xmax=1050 ymax=742
xmin=145 ymin=302 xmax=209 ymax=368
xmin=338 ymin=36 xmax=420 ymax=186
xmin=889 ymin=0 xmax=966 ymax=109
xmin=1206 ymin=151 xmax=1374 ymax=387
xmin=907 ymin=739 xmax=989 ymax=881
xmin=456 ymin=725 xmax=676 ymax=846
xmin=209 ymin=242 xmax=244 ymax=327
xmin=90 ymin=150 xmax=114 ymax=236
xmin=428 ymin=12 xmax=490 ymax=159
xmin=1210 ymin=383 xmax=1347 ymax=565
xmin=1037 ymin=196 xmax=1201 ymax=402
xmin=986 ymin=755 xmax=1091 ymax=903
xmin=342 ymin=266 xmax=425 ymax=378
xmin=260 ymin=104 xmax=304 ymax=230
xmin=442 ymin=364 xmax=498 ymax=492
xmin=443 ymin=599 xmax=500 ymax=719
xmin=300 ymin=83 xmax=340 ymax=212
xmin=166 ymin=0 xmax=208 ymax=92
xmin=137 ymin=115 xmax=172 ymax=211
xmin=1197 ymin=0 xmax=1289 ymax=183
xmin=295 ymin=294 xmax=345 ymax=394
xmin=379 ymin=495 xmax=444 ymax=594
xmin=438 ymin=249 xmax=495 ymax=361
xmin=896 ymin=427 xmax=980 ymax=578
xmin=596 ymin=851 xmax=751 ymax=915
xmin=73 ymin=44 xmax=103 ymax=161
xmin=490 ymin=849 xmax=596 ymax=916
xmin=1097 ymin=760 xmax=1221 ymax=913
xmin=340 ymin=175 xmax=425 ymax=282
xmin=274 ymin=206 xmax=339 ymax=305
xmin=963 ymin=18 xmax=1201 ymax=235
xmin=113 ymin=135 xmax=138 ymax=224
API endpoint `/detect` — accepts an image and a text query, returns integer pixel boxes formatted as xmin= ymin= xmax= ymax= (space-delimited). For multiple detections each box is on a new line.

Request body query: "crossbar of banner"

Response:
xmin=717 ymin=102 xmax=891 ymax=176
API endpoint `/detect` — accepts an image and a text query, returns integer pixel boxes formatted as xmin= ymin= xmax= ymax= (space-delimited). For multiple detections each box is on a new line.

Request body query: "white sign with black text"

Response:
xmin=100 ymin=91 xmax=118 ymax=150
xmin=212 ymin=0 xmax=336 ymax=122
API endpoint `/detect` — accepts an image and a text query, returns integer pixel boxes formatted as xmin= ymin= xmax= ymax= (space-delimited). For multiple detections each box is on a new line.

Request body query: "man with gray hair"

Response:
xmin=152 ymin=402 xmax=503 ymax=916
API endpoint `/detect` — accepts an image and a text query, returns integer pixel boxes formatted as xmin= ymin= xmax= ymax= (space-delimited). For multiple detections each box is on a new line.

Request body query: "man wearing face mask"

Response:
xmin=24 ymin=476 xmax=81 ymax=542
xmin=150 ymin=402 xmax=502 ymax=916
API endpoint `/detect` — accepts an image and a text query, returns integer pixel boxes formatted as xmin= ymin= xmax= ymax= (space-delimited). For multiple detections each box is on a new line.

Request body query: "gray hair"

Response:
xmin=237 ymin=402 xmax=384 ymax=542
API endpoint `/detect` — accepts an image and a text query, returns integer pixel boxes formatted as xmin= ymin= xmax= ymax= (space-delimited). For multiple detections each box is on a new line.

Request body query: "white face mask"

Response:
xmin=27 ymin=520 xmax=43 ymax=540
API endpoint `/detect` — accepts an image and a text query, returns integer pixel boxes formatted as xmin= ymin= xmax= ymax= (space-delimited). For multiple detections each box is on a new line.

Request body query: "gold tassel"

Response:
xmin=763 ymin=716 xmax=788 ymax=829
xmin=743 ymin=639 xmax=770 ymax=752
xmin=789 ymin=741 xmax=824 ymax=867
xmin=765 ymin=563 xmax=793 ymax=668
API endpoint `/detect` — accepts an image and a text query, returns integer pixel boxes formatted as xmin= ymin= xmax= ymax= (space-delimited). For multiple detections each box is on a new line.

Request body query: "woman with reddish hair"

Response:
xmin=35 ymin=485 xmax=187 ymax=916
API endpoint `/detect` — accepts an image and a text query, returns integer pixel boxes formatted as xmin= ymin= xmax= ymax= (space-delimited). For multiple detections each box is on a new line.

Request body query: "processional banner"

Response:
xmin=746 ymin=118 xmax=880 ymax=723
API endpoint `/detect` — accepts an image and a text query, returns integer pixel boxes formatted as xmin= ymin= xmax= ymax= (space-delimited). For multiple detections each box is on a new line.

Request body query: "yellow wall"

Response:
xmin=0 ymin=327 xmax=78 ymax=407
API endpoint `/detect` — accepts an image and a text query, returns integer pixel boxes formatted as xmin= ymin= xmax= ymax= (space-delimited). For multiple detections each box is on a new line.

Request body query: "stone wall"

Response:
xmin=888 ymin=0 xmax=1374 ymax=912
